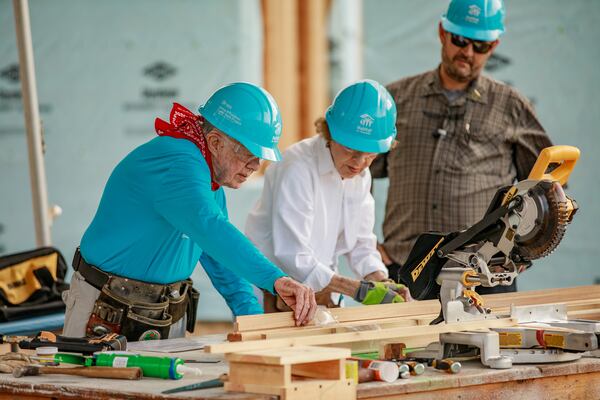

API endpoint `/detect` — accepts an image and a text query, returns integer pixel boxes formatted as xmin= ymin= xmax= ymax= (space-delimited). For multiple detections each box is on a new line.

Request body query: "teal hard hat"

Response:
xmin=199 ymin=82 xmax=283 ymax=161
xmin=441 ymin=0 xmax=506 ymax=41
xmin=325 ymin=80 xmax=397 ymax=154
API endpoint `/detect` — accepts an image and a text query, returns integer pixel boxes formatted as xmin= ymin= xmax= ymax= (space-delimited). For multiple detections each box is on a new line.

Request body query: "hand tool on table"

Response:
xmin=161 ymin=373 xmax=227 ymax=394
xmin=12 ymin=365 xmax=142 ymax=380
xmin=179 ymin=359 xmax=220 ymax=364
xmin=0 ymin=331 xmax=126 ymax=355
xmin=400 ymin=146 xmax=594 ymax=368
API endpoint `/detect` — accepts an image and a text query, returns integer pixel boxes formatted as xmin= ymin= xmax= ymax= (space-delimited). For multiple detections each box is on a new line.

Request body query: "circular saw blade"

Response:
xmin=514 ymin=181 xmax=574 ymax=260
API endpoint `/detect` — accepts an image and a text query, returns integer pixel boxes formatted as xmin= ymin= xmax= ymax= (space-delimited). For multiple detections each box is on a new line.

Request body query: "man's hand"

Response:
xmin=274 ymin=277 xmax=317 ymax=326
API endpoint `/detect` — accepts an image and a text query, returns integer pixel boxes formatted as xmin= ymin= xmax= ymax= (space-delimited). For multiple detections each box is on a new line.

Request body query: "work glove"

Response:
xmin=353 ymin=280 xmax=406 ymax=305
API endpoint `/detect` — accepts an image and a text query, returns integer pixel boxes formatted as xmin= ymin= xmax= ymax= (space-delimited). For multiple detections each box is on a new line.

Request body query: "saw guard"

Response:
xmin=514 ymin=181 xmax=576 ymax=260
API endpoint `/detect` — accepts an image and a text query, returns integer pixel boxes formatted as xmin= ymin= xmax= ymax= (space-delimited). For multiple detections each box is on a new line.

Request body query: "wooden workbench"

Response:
xmin=1 ymin=336 xmax=600 ymax=400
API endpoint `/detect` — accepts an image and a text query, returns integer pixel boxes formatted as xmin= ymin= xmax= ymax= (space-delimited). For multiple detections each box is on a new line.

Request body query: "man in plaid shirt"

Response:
xmin=371 ymin=0 xmax=553 ymax=296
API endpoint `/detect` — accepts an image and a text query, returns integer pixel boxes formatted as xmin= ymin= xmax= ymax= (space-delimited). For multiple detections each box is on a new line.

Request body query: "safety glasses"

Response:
xmin=220 ymin=134 xmax=259 ymax=165
xmin=338 ymin=144 xmax=378 ymax=162
xmin=450 ymin=33 xmax=494 ymax=54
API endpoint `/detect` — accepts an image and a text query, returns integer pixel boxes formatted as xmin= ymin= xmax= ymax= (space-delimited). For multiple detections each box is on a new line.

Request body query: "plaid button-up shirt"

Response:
xmin=371 ymin=68 xmax=553 ymax=265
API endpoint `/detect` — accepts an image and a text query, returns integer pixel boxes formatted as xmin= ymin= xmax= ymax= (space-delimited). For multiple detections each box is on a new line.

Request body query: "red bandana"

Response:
xmin=155 ymin=103 xmax=220 ymax=191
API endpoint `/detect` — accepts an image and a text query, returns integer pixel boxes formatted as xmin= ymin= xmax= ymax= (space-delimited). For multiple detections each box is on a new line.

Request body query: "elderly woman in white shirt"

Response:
xmin=245 ymin=80 xmax=412 ymax=312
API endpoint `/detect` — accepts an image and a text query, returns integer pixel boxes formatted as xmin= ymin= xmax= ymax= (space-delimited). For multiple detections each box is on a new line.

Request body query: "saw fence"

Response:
xmin=204 ymin=285 xmax=600 ymax=398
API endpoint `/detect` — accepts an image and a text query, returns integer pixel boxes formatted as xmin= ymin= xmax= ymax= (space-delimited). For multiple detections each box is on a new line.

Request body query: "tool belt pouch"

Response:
xmin=185 ymin=283 xmax=199 ymax=333
xmin=87 ymin=278 xmax=172 ymax=342
xmin=0 ymin=247 xmax=69 ymax=322
xmin=167 ymin=280 xmax=189 ymax=325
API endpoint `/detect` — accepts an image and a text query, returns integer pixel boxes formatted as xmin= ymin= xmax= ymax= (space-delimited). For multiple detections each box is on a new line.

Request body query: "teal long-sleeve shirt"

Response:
xmin=80 ymin=136 xmax=286 ymax=315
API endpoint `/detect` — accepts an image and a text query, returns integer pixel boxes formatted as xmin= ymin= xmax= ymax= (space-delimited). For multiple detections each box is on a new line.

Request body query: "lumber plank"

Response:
xmin=226 ymin=346 xmax=350 ymax=365
xmin=235 ymin=301 xmax=599 ymax=344
xmin=234 ymin=301 xmax=440 ymax=332
xmin=207 ymin=317 xmax=518 ymax=353
xmin=225 ymin=379 xmax=356 ymax=399
xmin=260 ymin=317 xmax=419 ymax=339
xmin=233 ymin=285 xmax=600 ymax=333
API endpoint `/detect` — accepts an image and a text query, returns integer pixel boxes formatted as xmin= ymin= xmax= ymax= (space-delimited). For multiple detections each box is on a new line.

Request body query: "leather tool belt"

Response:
xmin=72 ymin=247 xmax=199 ymax=341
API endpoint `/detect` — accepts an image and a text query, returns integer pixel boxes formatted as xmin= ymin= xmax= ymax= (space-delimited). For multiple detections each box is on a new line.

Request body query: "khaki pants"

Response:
xmin=263 ymin=289 xmax=339 ymax=313
xmin=62 ymin=271 xmax=186 ymax=338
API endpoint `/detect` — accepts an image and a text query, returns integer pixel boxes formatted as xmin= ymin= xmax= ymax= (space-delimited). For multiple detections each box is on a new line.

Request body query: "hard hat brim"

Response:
xmin=330 ymin=128 xmax=394 ymax=154
xmin=441 ymin=16 xmax=503 ymax=41
xmin=243 ymin=140 xmax=282 ymax=162
xmin=200 ymin=108 xmax=282 ymax=162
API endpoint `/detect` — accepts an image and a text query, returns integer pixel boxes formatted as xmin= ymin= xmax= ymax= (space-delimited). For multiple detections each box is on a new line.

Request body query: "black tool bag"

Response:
xmin=0 ymin=247 xmax=69 ymax=321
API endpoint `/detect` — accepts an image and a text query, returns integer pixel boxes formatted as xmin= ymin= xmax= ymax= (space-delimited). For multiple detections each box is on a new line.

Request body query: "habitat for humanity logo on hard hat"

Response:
xmin=466 ymin=4 xmax=481 ymax=23
xmin=216 ymin=100 xmax=242 ymax=126
xmin=357 ymin=114 xmax=374 ymax=135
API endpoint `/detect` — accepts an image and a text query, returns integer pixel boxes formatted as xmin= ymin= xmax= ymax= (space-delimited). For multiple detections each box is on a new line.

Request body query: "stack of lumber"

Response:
xmin=205 ymin=285 xmax=600 ymax=354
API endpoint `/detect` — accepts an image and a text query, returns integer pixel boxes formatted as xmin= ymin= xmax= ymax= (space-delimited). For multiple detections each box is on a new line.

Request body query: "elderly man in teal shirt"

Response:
xmin=63 ymin=83 xmax=317 ymax=341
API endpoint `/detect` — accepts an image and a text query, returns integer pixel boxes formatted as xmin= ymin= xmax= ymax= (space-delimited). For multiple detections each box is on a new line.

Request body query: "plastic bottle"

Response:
xmin=352 ymin=359 xmax=399 ymax=382
xmin=93 ymin=352 xmax=202 ymax=380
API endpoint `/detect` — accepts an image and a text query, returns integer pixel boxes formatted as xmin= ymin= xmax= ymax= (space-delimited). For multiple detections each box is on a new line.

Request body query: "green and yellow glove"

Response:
xmin=353 ymin=281 xmax=406 ymax=305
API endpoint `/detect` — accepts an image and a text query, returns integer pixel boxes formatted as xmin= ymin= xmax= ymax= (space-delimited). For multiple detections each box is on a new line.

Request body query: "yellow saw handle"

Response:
xmin=527 ymin=145 xmax=580 ymax=186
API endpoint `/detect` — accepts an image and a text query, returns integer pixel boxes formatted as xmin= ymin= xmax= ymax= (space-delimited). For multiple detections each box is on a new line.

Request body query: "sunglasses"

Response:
xmin=450 ymin=33 xmax=494 ymax=54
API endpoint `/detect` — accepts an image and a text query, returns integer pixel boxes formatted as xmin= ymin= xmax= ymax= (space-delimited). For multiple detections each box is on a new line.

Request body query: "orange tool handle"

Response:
xmin=528 ymin=145 xmax=580 ymax=186
xmin=39 ymin=366 xmax=142 ymax=380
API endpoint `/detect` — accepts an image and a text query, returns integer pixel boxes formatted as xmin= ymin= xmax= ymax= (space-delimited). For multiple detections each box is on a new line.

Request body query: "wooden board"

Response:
xmin=207 ymin=317 xmax=517 ymax=353
xmin=233 ymin=285 xmax=600 ymax=334
xmin=224 ymin=378 xmax=356 ymax=400
xmin=226 ymin=346 xmax=350 ymax=365
xmin=234 ymin=300 xmax=440 ymax=332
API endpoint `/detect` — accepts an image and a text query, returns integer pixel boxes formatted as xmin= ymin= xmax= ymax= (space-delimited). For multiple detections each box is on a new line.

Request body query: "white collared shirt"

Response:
xmin=245 ymin=135 xmax=387 ymax=292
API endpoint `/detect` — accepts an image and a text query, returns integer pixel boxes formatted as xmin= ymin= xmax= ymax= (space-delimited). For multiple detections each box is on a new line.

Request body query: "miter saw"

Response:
xmin=399 ymin=146 xmax=598 ymax=368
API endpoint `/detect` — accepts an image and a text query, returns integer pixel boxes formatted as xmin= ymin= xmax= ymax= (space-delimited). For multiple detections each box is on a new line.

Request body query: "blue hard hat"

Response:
xmin=325 ymin=80 xmax=397 ymax=154
xmin=441 ymin=0 xmax=506 ymax=41
xmin=199 ymin=82 xmax=283 ymax=161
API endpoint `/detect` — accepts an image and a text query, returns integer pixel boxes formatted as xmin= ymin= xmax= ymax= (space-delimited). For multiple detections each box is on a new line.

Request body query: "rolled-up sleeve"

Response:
xmin=271 ymin=162 xmax=335 ymax=292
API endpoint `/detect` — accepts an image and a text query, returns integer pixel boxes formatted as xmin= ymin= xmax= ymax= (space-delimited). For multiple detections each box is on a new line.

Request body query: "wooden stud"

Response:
xmin=227 ymin=346 xmax=350 ymax=365
xmin=208 ymin=317 xmax=518 ymax=353
xmin=233 ymin=285 xmax=600 ymax=332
